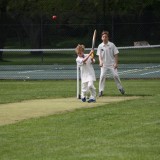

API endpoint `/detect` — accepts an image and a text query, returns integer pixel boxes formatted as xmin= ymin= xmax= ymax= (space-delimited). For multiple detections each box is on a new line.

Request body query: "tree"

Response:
xmin=7 ymin=0 xmax=82 ymax=50
xmin=0 ymin=0 xmax=10 ymax=60
xmin=8 ymin=0 xmax=50 ymax=51
xmin=1 ymin=0 xmax=159 ymax=52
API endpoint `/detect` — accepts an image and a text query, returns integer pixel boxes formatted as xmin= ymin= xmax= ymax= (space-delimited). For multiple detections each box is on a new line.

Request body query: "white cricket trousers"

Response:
xmin=99 ymin=66 xmax=123 ymax=92
xmin=81 ymin=81 xmax=96 ymax=99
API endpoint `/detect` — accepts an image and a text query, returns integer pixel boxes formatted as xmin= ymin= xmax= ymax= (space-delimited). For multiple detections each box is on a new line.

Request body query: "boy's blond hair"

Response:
xmin=75 ymin=44 xmax=85 ymax=54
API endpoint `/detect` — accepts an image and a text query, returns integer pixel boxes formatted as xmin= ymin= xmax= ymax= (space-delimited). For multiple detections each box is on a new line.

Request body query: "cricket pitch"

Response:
xmin=0 ymin=96 xmax=139 ymax=126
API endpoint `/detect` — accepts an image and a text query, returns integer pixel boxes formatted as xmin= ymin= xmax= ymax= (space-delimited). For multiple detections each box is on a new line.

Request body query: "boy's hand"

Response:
xmin=90 ymin=52 xmax=94 ymax=59
xmin=113 ymin=63 xmax=118 ymax=69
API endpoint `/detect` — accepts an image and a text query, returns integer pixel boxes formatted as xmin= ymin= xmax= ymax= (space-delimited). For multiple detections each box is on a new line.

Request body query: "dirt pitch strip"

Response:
xmin=0 ymin=96 xmax=139 ymax=126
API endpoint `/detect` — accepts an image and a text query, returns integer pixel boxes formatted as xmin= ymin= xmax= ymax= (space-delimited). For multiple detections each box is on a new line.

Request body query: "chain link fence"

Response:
xmin=0 ymin=13 xmax=160 ymax=80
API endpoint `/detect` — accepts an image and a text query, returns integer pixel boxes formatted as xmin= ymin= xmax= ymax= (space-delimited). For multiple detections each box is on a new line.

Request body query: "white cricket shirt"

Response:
xmin=76 ymin=54 xmax=96 ymax=83
xmin=96 ymin=41 xmax=119 ymax=66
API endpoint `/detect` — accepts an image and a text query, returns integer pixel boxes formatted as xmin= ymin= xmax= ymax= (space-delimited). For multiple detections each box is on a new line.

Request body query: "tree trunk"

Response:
xmin=0 ymin=1 xmax=8 ymax=61
xmin=21 ymin=17 xmax=43 ymax=55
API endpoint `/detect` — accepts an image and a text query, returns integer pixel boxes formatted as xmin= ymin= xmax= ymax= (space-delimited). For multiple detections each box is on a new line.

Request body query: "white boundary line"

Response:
xmin=140 ymin=70 xmax=160 ymax=75
xmin=0 ymin=76 xmax=30 ymax=79
xmin=105 ymin=65 xmax=160 ymax=77
xmin=18 ymin=70 xmax=44 ymax=73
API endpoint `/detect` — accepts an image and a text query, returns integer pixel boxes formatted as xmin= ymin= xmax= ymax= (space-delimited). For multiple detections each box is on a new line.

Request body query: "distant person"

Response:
xmin=96 ymin=31 xmax=125 ymax=96
xmin=75 ymin=44 xmax=96 ymax=103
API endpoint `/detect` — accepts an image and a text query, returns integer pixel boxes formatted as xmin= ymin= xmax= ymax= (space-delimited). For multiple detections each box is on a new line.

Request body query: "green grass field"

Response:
xmin=0 ymin=80 xmax=160 ymax=160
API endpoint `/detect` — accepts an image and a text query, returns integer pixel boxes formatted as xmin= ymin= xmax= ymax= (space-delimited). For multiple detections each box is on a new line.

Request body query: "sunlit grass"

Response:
xmin=0 ymin=80 xmax=160 ymax=160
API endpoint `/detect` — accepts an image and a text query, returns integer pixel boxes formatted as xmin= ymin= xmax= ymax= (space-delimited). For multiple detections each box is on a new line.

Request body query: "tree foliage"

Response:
xmin=0 ymin=0 xmax=159 ymax=54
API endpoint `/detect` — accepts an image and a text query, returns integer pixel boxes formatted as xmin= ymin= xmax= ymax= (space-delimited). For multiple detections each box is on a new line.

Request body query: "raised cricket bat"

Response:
xmin=91 ymin=29 xmax=97 ymax=58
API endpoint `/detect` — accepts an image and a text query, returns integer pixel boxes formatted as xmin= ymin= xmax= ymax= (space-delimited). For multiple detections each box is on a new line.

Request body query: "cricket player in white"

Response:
xmin=96 ymin=31 xmax=125 ymax=96
xmin=75 ymin=44 xmax=96 ymax=103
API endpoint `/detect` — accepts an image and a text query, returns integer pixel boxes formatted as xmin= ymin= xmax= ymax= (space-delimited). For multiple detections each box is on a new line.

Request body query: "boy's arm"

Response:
xmin=113 ymin=44 xmax=119 ymax=69
xmin=99 ymin=54 xmax=103 ymax=67
xmin=97 ymin=46 xmax=103 ymax=67
xmin=113 ymin=54 xmax=118 ymax=69
xmin=91 ymin=57 xmax=95 ymax=64
xmin=83 ymin=50 xmax=93 ymax=63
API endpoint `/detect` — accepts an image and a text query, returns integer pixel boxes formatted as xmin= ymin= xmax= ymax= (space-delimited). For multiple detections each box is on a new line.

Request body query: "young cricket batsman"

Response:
xmin=75 ymin=44 xmax=96 ymax=103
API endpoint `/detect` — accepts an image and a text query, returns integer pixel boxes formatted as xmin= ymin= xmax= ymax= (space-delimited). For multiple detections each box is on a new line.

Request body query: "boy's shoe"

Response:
xmin=88 ymin=99 xmax=96 ymax=103
xmin=98 ymin=91 xmax=103 ymax=97
xmin=81 ymin=97 xmax=86 ymax=102
xmin=119 ymin=88 xmax=125 ymax=95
